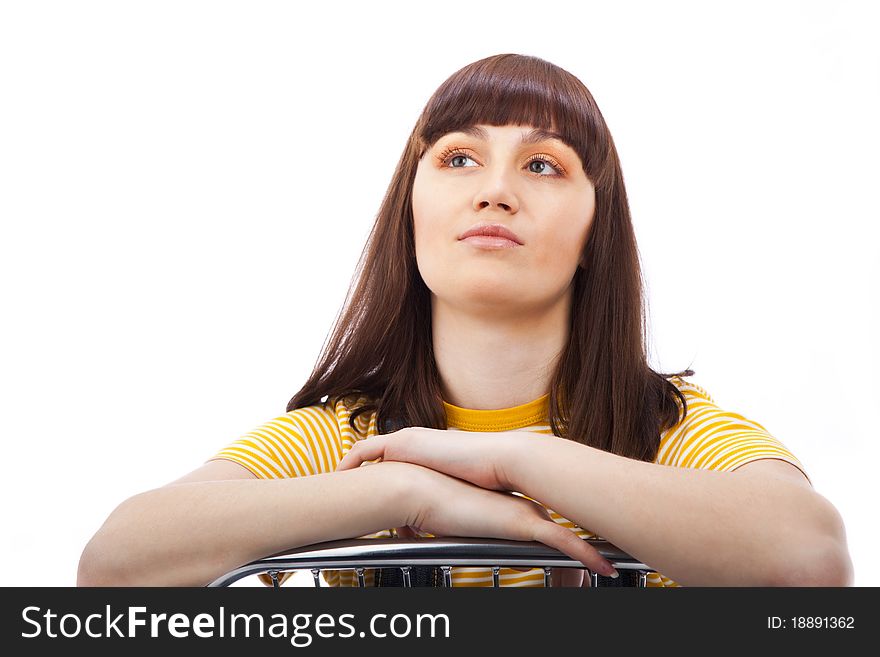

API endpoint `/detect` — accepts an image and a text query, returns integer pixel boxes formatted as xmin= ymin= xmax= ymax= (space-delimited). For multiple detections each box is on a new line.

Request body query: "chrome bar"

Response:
xmin=492 ymin=566 xmax=501 ymax=588
xmin=208 ymin=537 xmax=652 ymax=588
xmin=590 ymin=571 xmax=599 ymax=587
xmin=543 ymin=567 xmax=552 ymax=587
xmin=355 ymin=567 xmax=366 ymax=588
xmin=267 ymin=570 xmax=280 ymax=588
xmin=441 ymin=566 xmax=453 ymax=587
xmin=401 ymin=566 xmax=412 ymax=587
xmin=310 ymin=568 xmax=321 ymax=588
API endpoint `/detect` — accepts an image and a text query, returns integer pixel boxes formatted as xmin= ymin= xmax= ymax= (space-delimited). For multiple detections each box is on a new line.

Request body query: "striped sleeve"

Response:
xmin=657 ymin=379 xmax=811 ymax=485
xmin=207 ymin=401 xmax=354 ymax=588
xmin=208 ymin=403 xmax=346 ymax=479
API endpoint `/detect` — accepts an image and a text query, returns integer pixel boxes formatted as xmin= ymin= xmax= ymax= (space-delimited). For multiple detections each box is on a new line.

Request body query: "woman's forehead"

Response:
xmin=434 ymin=123 xmax=578 ymax=158
xmin=446 ymin=123 xmax=561 ymax=139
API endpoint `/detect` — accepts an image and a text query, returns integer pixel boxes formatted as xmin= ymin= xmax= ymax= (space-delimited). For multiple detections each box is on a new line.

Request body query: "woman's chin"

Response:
xmin=444 ymin=286 xmax=524 ymax=310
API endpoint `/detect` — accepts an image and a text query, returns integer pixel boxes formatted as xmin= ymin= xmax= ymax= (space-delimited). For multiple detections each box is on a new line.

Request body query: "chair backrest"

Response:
xmin=208 ymin=537 xmax=654 ymax=588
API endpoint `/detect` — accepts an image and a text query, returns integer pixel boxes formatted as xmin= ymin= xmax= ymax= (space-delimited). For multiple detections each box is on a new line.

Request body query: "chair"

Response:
xmin=208 ymin=536 xmax=654 ymax=587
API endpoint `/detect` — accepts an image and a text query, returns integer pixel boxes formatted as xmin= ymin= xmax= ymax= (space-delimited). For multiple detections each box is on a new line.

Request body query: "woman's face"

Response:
xmin=412 ymin=123 xmax=596 ymax=315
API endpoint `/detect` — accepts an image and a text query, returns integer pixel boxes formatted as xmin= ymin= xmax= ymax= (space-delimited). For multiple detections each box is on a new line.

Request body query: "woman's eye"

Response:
xmin=526 ymin=157 xmax=563 ymax=176
xmin=438 ymin=148 xmax=563 ymax=177
xmin=449 ymin=153 xmax=477 ymax=168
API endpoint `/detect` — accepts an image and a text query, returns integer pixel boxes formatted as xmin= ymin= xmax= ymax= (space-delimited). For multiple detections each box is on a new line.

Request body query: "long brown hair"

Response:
xmin=286 ymin=53 xmax=693 ymax=463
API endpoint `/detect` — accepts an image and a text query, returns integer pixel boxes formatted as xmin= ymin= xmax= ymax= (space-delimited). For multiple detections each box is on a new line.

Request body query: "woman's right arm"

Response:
xmin=76 ymin=459 xmax=416 ymax=587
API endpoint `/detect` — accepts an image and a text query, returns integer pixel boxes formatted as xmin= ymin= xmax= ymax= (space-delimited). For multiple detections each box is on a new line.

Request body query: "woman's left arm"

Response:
xmin=337 ymin=428 xmax=853 ymax=586
xmin=504 ymin=433 xmax=853 ymax=586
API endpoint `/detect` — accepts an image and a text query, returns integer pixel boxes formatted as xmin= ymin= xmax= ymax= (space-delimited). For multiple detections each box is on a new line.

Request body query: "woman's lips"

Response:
xmin=460 ymin=235 xmax=522 ymax=248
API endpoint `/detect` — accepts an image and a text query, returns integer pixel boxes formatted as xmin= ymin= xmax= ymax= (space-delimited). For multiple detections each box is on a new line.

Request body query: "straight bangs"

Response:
xmin=415 ymin=54 xmax=613 ymax=188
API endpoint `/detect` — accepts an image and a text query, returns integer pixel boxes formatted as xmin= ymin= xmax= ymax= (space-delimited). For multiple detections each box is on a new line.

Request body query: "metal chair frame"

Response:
xmin=208 ymin=537 xmax=654 ymax=588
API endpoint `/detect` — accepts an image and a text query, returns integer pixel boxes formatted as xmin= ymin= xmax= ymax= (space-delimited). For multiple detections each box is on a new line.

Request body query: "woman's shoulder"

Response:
xmin=660 ymin=375 xmax=743 ymax=439
xmin=276 ymin=394 xmax=376 ymax=438
xmin=666 ymin=374 xmax=716 ymax=405
xmin=656 ymin=376 xmax=809 ymax=480
xmin=209 ymin=394 xmax=381 ymax=479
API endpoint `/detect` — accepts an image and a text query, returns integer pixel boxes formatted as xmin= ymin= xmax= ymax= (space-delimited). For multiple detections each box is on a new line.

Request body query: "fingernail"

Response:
xmin=598 ymin=560 xmax=618 ymax=577
xmin=600 ymin=563 xmax=618 ymax=578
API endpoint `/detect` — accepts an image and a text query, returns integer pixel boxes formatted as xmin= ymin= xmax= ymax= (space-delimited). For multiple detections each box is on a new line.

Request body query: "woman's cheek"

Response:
xmin=533 ymin=235 xmax=575 ymax=272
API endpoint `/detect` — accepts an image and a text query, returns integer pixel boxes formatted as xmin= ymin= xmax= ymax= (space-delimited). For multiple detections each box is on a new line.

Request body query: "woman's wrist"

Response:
xmin=498 ymin=431 xmax=541 ymax=492
xmin=363 ymin=461 xmax=427 ymax=529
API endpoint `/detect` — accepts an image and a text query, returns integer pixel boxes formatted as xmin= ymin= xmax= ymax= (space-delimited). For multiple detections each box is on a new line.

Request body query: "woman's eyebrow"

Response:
xmin=449 ymin=125 xmax=567 ymax=145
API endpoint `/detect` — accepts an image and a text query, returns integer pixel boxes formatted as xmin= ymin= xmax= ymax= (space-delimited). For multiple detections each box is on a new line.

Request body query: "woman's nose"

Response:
xmin=473 ymin=181 xmax=519 ymax=213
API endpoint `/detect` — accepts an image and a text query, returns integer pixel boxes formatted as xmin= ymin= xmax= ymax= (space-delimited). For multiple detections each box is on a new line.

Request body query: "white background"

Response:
xmin=1 ymin=0 xmax=877 ymax=587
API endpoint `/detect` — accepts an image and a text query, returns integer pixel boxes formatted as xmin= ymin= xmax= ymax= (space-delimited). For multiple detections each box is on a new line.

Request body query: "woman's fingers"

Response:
xmin=531 ymin=519 xmax=618 ymax=577
xmin=393 ymin=464 xmax=618 ymax=578
xmin=496 ymin=493 xmax=616 ymax=576
xmin=336 ymin=429 xmax=511 ymax=491
xmin=336 ymin=438 xmax=388 ymax=470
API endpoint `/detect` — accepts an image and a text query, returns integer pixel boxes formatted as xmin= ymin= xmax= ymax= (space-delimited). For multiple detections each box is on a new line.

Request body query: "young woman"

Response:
xmin=78 ymin=53 xmax=853 ymax=588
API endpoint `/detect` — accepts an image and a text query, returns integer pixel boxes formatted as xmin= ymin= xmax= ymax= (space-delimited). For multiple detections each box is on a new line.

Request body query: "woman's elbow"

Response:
xmin=77 ymin=533 xmax=124 ymax=586
xmin=824 ymin=543 xmax=855 ymax=587
xmin=77 ymin=499 xmax=142 ymax=586
xmin=778 ymin=539 xmax=854 ymax=587
xmin=777 ymin=501 xmax=854 ymax=587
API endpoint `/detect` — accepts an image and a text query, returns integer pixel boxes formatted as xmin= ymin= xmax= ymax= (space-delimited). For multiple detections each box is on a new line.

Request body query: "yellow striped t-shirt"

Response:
xmin=209 ymin=376 xmax=809 ymax=587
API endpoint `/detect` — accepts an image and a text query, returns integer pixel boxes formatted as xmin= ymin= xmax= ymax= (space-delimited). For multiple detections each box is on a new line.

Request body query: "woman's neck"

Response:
xmin=431 ymin=294 xmax=569 ymax=410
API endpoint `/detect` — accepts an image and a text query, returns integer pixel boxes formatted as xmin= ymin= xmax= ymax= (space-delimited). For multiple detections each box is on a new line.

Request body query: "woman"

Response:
xmin=78 ymin=53 xmax=853 ymax=587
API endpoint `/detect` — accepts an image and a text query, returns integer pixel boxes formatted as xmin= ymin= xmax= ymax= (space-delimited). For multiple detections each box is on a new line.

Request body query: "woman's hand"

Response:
xmin=336 ymin=426 xmax=533 ymax=491
xmin=393 ymin=463 xmax=617 ymax=577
